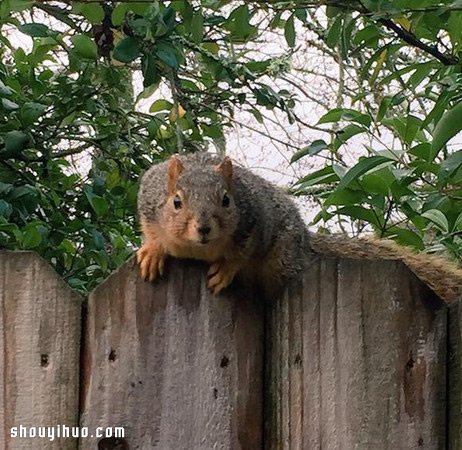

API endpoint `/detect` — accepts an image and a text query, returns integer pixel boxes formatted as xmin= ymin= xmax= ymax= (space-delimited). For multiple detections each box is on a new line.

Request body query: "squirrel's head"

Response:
xmin=161 ymin=155 xmax=239 ymax=245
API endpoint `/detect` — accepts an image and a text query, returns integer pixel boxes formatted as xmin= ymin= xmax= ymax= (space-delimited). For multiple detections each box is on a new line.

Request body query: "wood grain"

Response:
xmin=0 ymin=251 xmax=82 ymax=450
xmin=265 ymin=258 xmax=447 ymax=449
xmin=0 ymin=251 xmax=453 ymax=449
xmin=449 ymin=300 xmax=462 ymax=448
xmin=80 ymin=257 xmax=264 ymax=449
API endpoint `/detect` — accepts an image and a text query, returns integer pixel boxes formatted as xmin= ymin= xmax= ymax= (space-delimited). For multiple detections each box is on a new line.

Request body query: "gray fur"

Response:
xmin=138 ymin=152 xmax=313 ymax=291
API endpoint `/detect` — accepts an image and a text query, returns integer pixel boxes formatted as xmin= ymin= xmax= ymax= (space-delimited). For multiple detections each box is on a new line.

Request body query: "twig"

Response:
xmin=378 ymin=18 xmax=458 ymax=66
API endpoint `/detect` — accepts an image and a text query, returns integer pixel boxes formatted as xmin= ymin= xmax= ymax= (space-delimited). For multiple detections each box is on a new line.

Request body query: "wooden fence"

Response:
xmin=0 ymin=250 xmax=460 ymax=449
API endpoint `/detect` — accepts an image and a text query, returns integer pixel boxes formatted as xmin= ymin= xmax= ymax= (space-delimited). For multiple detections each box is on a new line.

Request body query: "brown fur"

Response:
xmin=167 ymin=156 xmax=184 ymax=194
xmin=214 ymin=157 xmax=233 ymax=187
xmin=137 ymin=153 xmax=462 ymax=302
xmin=138 ymin=154 xmax=252 ymax=294
xmin=309 ymin=232 xmax=462 ymax=303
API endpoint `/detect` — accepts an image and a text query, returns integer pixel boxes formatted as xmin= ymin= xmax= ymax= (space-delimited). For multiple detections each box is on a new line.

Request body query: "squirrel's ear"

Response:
xmin=214 ymin=156 xmax=233 ymax=187
xmin=167 ymin=155 xmax=184 ymax=194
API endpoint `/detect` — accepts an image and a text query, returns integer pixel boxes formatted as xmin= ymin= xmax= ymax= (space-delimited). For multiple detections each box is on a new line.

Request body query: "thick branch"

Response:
xmin=379 ymin=18 xmax=458 ymax=66
xmin=33 ymin=2 xmax=81 ymax=31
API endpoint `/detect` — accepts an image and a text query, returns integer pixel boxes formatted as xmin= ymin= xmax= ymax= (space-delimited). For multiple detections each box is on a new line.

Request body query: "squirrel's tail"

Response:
xmin=307 ymin=232 xmax=462 ymax=304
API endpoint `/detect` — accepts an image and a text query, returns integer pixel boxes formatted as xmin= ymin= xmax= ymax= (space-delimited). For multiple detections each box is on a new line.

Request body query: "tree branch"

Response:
xmin=378 ymin=17 xmax=458 ymax=66
xmin=33 ymin=2 xmax=81 ymax=31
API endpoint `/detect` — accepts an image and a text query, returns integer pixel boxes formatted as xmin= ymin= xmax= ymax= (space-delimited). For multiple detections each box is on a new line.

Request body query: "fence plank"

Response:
xmin=449 ymin=300 xmax=462 ymax=448
xmin=79 ymin=257 xmax=263 ymax=449
xmin=0 ymin=251 xmax=82 ymax=450
xmin=266 ymin=258 xmax=447 ymax=450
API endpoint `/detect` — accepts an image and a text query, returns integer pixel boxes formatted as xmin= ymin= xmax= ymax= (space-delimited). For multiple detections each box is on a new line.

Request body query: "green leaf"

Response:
xmin=333 ymin=124 xmax=366 ymax=150
xmin=0 ymin=0 xmax=10 ymax=19
xmin=0 ymin=182 xmax=13 ymax=195
xmin=81 ymin=4 xmax=104 ymax=24
xmin=91 ymin=196 xmax=109 ymax=216
xmin=126 ymin=2 xmax=150 ymax=15
xmin=113 ymin=37 xmax=140 ymax=63
xmin=284 ymin=14 xmax=296 ymax=47
xmin=386 ymin=227 xmax=425 ymax=250
xmin=335 ymin=205 xmax=382 ymax=227
xmin=250 ymin=107 xmax=263 ymax=123
xmin=326 ymin=16 xmax=342 ymax=48
xmin=324 ymin=188 xmax=365 ymax=206
xmin=20 ymin=102 xmax=46 ymax=125
xmin=291 ymin=140 xmax=328 ymax=163
xmin=141 ymin=54 xmax=160 ymax=87
xmin=353 ymin=24 xmax=381 ymax=46
xmin=432 ymin=101 xmax=462 ymax=159
xmin=1 ymin=98 xmax=19 ymax=111
xmin=318 ymin=108 xmax=371 ymax=127
xmin=149 ymin=99 xmax=172 ymax=113
xmin=18 ymin=23 xmax=51 ymax=37
xmin=136 ymin=83 xmax=159 ymax=104
xmin=403 ymin=115 xmax=422 ymax=145
xmin=156 ymin=42 xmax=180 ymax=69
xmin=409 ymin=143 xmax=432 ymax=162
xmin=0 ymin=200 xmax=13 ymax=218
xmin=294 ymin=8 xmax=307 ymax=22
xmin=340 ymin=14 xmax=355 ymax=59
xmin=10 ymin=0 xmax=34 ymax=12
xmin=160 ymin=7 xmax=176 ymax=36
xmin=439 ymin=150 xmax=462 ymax=178
xmin=422 ymin=91 xmax=453 ymax=129
xmin=382 ymin=116 xmax=426 ymax=145
xmin=454 ymin=210 xmax=462 ymax=231
xmin=71 ymin=34 xmax=98 ymax=60
xmin=147 ymin=119 xmax=160 ymax=136
xmin=191 ymin=12 xmax=204 ymax=44
xmin=360 ymin=44 xmax=393 ymax=81
xmin=377 ymin=96 xmax=392 ymax=121
xmin=422 ymin=209 xmax=449 ymax=232
xmin=4 ymin=130 xmax=29 ymax=154
xmin=202 ymin=124 xmax=223 ymax=139
xmin=337 ymin=156 xmax=393 ymax=190
xmin=226 ymin=5 xmax=257 ymax=42
xmin=361 ymin=168 xmax=396 ymax=195
xmin=112 ymin=3 xmax=128 ymax=26
xmin=84 ymin=187 xmax=109 ymax=217
xmin=92 ymin=229 xmax=105 ymax=249
xmin=292 ymin=166 xmax=339 ymax=193
xmin=22 ymin=226 xmax=42 ymax=249
xmin=407 ymin=62 xmax=435 ymax=89
xmin=0 ymin=79 xmax=13 ymax=96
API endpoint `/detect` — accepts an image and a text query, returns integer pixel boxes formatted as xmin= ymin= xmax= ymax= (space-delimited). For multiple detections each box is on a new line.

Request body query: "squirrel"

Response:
xmin=137 ymin=152 xmax=462 ymax=303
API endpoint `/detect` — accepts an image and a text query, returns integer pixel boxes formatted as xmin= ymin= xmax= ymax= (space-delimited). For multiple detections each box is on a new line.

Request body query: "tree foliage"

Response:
xmin=1 ymin=0 xmax=462 ymax=293
xmin=289 ymin=1 xmax=462 ymax=258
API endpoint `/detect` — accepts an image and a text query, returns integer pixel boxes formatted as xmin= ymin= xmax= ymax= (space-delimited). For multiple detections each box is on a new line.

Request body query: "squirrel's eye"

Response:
xmin=173 ymin=195 xmax=182 ymax=210
xmin=222 ymin=192 xmax=230 ymax=208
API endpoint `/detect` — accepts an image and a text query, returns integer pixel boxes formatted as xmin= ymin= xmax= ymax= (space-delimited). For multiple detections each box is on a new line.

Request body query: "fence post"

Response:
xmin=0 ymin=251 xmax=82 ymax=450
xmin=449 ymin=300 xmax=462 ymax=448
xmin=265 ymin=257 xmax=447 ymax=449
xmin=79 ymin=257 xmax=264 ymax=449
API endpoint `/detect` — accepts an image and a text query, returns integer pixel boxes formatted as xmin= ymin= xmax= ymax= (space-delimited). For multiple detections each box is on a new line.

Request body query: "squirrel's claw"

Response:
xmin=137 ymin=243 xmax=166 ymax=282
xmin=207 ymin=261 xmax=237 ymax=294
xmin=207 ymin=262 xmax=220 ymax=278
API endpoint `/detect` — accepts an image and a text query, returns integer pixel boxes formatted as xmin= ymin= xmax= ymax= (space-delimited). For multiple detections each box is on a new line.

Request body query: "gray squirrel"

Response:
xmin=137 ymin=152 xmax=462 ymax=302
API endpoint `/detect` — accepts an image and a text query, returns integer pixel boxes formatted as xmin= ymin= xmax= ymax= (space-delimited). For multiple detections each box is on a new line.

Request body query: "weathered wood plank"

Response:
xmin=0 ymin=251 xmax=82 ymax=449
xmin=80 ymin=257 xmax=263 ymax=449
xmin=266 ymin=258 xmax=447 ymax=449
xmin=448 ymin=299 xmax=462 ymax=448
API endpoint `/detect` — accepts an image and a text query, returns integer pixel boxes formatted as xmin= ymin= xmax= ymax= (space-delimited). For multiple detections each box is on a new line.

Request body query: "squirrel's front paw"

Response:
xmin=207 ymin=261 xmax=238 ymax=294
xmin=136 ymin=243 xmax=166 ymax=282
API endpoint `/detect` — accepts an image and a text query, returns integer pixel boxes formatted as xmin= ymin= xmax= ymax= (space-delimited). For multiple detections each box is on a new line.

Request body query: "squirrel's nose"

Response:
xmin=198 ymin=225 xmax=211 ymax=236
